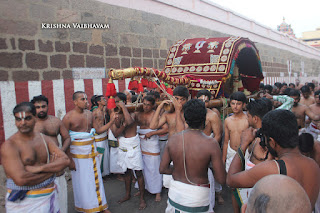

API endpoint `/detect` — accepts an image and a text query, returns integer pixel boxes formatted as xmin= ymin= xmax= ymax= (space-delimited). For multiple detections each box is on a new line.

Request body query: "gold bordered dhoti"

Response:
xmin=69 ymin=129 xmax=108 ymax=213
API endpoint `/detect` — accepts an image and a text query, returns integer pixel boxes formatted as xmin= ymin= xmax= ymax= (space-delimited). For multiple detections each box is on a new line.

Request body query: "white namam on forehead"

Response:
xmin=18 ymin=112 xmax=26 ymax=121
xmin=199 ymin=95 xmax=209 ymax=101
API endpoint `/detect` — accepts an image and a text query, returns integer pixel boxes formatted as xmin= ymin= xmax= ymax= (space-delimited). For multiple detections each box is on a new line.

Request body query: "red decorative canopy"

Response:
xmin=164 ymin=37 xmax=264 ymax=97
xmin=108 ymin=37 xmax=264 ymax=98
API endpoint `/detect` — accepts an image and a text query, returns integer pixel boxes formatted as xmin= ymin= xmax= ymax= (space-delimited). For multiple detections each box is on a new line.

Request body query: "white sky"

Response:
xmin=209 ymin=0 xmax=320 ymax=38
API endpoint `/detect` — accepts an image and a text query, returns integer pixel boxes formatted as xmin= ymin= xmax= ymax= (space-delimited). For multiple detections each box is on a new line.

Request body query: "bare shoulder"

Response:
xmin=85 ymin=109 xmax=93 ymax=115
xmin=310 ymin=103 xmax=317 ymax=108
xmin=206 ymin=108 xmax=219 ymax=119
xmin=1 ymin=138 xmax=15 ymax=153
xmin=211 ymin=107 xmax=220 ymax=115
xmin=63 ymin=110 xmax=74 ymax=120
xmin=314 ymin=141 xmax=320 ymax=150
xmin=204 ymin=134 xmax=218 ymax=145
xmin=225 ymin=116 xmax=232 ymax=122
xmin=92 ymin=109 xmax=99 ymax=116
xmin=48 ymin=115 xmax=62 ymax=123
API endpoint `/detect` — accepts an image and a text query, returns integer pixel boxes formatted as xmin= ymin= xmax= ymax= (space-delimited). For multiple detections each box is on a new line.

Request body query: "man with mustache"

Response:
xmin=31 ymin=95 xmax=71 ymax=213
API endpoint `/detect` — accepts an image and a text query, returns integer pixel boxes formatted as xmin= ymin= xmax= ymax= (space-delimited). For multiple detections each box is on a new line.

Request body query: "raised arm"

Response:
xmin=145 ymin=123 xmax=169 ymax=139
xmin=273 ymin=95 xmax=294 ymax=110
xmin=226 ymin=127 xmax=275 ymax=188
xmin=150 ymin=100 xmax=170 ymax=129
xmin=173 ymin=98 xmax=185 ymax=133
xmin=118 ymin=102 xmax=134 ymax=126
xmin=110 ymin=123 xmax=125 ymax=138
xmin=1 ymin=141 xmax=54 ymax=186
xmin=95 ymin=113 xmax=115 ymax=134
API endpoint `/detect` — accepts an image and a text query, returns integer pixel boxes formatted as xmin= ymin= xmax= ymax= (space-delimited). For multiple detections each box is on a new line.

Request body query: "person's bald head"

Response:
xmin=243 ymin=174 xmax=311 ymax=213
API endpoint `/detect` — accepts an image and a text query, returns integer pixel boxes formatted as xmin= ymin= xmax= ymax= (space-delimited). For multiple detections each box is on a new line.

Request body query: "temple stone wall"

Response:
xmin=0 ymin=0 xmax=319 ymax=81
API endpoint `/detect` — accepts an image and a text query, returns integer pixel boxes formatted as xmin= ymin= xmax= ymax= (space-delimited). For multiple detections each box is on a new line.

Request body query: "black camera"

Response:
xmin=255 ymin=128 xmax=266 ymax=148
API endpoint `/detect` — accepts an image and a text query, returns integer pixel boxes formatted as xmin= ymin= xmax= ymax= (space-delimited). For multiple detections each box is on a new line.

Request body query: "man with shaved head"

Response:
xmin=242 ymin=174 xmax=312 ymax=213
xmin=63 ymin=91 xmax=111 ymax=213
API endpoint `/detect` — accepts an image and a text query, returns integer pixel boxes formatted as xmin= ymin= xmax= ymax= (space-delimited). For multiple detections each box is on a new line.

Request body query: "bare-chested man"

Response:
xmin=133 ymin=95 xmax=168 ymax=202
xmin=300 ymin=85 xmax=315 ymax=106
xmin=123 ymin=90 xmax=133 ymax=104
xmin=150 ymin=86 xmax=189 ymax=189
xmin=196 ymin=89 xmax=224 ymax=209
xmin=2 ymin=102 xmax=70 ymax=212
xmin=298 ymin=133 xmax=320 ymax=212
xmin=62 ymin=91 xmax=110 ymax=213
xmin=30 ymin=95 xmax=71 ymax=213
xmin=111 ymin=101 xmax=146 ymax=210
xmin=289 ymin=89 xmax=320 ymax=130
xmin=295 ymin=79 xmax=303 ymax=90
xmin=196 ymin=90 xmax=222 ymax=142
xmin=299 ymin=133 xmax=320 ymax=167
xmin=227 ymin=109 xmax=320 ymax=209
xmin=233 ymin=99 xmax=274 ymax=208
xmin=222 ymin=91 xmax=249 ymax=213
xmin=223 ymin=92 xmax=249 ymax=171
xmin=150 ymin=86 xmax=189 ymax=136
xmin=91 ymin=95 xmax=114 ymax=177
xmin=306 ymin=90 xmax=320 ymax=140
xmin=160 ymin=99 xmax=226 ymax=212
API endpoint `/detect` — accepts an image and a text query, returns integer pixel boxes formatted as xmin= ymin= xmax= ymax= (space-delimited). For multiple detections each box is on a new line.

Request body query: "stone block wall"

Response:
xmin=0 ymin=0 xmax=319 ymax=82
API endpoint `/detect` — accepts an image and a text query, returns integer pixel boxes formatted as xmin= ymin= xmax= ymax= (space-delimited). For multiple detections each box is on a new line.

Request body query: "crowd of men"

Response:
xmin=1 ymin=78 xmax=320 ymax=213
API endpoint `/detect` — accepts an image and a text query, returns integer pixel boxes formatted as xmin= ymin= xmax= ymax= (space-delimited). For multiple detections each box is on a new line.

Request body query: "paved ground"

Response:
xmin=67 ymin=174 xmax=234 ymax=213
xmin=0 ymin=166 xmax=234 ymax=212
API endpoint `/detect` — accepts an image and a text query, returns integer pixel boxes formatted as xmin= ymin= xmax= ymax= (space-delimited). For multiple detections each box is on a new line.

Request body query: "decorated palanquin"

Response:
xmin=164 ymin=36 xmax=263 ymax=98
xmin=107 ymin=37 xmax=263 ymax=104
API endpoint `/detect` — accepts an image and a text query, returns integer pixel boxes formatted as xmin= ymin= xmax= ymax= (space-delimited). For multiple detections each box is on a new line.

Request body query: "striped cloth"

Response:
xmin=0 ymin=78 xmax=130 ymax=149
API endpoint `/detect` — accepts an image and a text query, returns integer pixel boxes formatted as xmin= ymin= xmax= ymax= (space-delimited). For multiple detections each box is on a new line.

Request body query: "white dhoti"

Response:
xmin=138 ymin=128 xmax=163 ymax=194
xmin=54 ymin=174 xmax=67 ymax=213
xmin=56 ymin=136 xmax=68 ymax=213
xmin=225 ymin=142 xmax=236 ymax=172
xmin=166 ymin=179 xmax=210 ymax=213
xmin=315 ymin=191 xmax=320 ymax=213
xmin=208 ymin=168 xmax=215 ymax=212
xmin=69 ymin=129 xmax=108 ymax=212
xmin=108 ymin=129 xmax=124 ymax=174
xmin=117 ymin=134 xmax=143 ymax=171
xmin=6 ymin=186 xmax=60 ymax=213
xmin=95 ymin=132 xmax=110 ymax=176
xmin=306 ymin=122 xmax=320 ymax=140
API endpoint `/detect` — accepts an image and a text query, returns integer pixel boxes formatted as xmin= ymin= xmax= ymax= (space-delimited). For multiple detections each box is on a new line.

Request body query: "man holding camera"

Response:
xmin=227 ymin=109 xmax=320 ymax=209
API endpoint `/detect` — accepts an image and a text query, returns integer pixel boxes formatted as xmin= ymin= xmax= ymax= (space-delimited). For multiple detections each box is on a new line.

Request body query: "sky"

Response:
xmin=209 ymin=0 xmax=320 ymax=38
